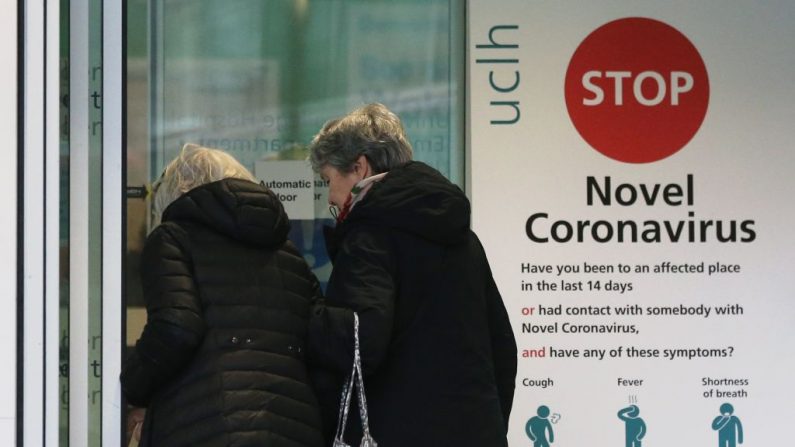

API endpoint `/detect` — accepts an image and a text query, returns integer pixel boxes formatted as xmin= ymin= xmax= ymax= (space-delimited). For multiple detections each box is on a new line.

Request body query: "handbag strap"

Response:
xmin=333 ymin=355 xmax=356 ymax=444
xmin=333 ymin=312 xmax=378 ymax=447
xmin=352 ymin=313 xmax=376 ymax=444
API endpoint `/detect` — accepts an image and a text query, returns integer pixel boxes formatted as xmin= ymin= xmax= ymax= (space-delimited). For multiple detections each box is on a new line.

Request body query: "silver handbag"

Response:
xmin=332 ymin=313 xmax=378 ymax=447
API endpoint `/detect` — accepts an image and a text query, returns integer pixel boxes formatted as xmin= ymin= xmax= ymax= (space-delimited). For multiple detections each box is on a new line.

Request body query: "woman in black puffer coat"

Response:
xmin=120 ymin=144 xmax=324 ymax=447
xmin=306 ymin=104 xmax=517 ymax=446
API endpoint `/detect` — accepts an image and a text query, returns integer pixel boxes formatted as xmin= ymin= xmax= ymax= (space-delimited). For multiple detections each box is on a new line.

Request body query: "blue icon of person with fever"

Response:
xmin=525 ymin=405 xmax=554 ymax=446
xmin=712 ymin=403 xmax=743 ymax=446
xmin=618 ymin=405 xmax=646 ymax=447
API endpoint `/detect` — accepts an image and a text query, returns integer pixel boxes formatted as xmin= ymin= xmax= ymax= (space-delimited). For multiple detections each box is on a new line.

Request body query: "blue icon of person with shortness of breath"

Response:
xmin=618 ymin=405 xmax=646 ymax=447
xmin=525 ymin=405 xmax=554 ymax=446
xmin=712 ymin=402 xmax=743 ymax=447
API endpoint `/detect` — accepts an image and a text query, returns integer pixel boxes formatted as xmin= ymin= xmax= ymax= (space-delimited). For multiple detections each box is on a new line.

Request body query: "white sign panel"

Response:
xmin=468 ymin=1 xmax=795 ymax=445
xmin=254 ymin=160 xmax=314 ymax=220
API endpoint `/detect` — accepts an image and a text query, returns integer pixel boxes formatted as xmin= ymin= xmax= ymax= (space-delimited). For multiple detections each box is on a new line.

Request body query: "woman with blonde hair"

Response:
xmin=121 ymin=144 xmax=324 ymax=447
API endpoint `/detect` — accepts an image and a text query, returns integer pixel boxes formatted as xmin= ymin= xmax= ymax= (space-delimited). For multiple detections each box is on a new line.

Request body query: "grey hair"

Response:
xmin=308 ymin=103 xmax=413 ymax=174
xmin=152 ymin=143 xmax=258 ymax=219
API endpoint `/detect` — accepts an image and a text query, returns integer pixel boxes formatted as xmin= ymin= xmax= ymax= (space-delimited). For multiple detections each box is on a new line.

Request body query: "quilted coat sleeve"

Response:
xmin=120 ymin=224 xmax=206 ymax=407
xmin=307 ymin=226 xmax=396 ymax=376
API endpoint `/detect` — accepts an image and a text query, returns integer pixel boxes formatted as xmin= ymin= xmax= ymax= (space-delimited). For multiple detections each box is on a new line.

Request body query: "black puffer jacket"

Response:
xmin=308 ymin=162 xmax=517 ymax=446
xmin=121 ymin=178 xmax=324 ymax=447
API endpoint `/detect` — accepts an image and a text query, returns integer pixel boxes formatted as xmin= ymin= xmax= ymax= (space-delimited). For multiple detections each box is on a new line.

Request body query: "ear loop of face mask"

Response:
xmin=322 ymin=156 xmax=365 ymax=221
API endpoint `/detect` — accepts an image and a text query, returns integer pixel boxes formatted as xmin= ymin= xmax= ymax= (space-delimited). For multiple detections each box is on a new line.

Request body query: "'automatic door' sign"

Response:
xmin=565 ymin=17 xmax=709 ymax=164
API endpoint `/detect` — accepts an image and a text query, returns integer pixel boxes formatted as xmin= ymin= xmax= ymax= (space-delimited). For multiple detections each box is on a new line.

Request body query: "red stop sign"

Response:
xmin=565 ymin=17 xmax=709 ymax=163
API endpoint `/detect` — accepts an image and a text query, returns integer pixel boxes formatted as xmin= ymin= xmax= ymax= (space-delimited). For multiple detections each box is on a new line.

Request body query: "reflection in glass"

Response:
xmin=129 ymin=0 xmax=462 ymax=282
xmin=125 ymin=7 xmax=464 ymax=441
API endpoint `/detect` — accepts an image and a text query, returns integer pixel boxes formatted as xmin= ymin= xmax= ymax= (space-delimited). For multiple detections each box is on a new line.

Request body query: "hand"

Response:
xmin=126 ymin=407 xmax=146 ymax=444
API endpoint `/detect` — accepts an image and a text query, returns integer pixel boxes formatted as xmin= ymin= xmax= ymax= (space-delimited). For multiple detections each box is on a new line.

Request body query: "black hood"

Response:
xmin=338 ymin=161 xmax=470 ymax=246
xmin=162 ymin=178 xmax=290 ymax=248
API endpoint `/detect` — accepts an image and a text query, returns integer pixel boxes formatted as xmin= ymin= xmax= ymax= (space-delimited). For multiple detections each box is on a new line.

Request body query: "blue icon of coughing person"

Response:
xmin=712 ymin=403 xmax=743 ymax=447
xmin=526 ymin=405 xmax=554 ymax=446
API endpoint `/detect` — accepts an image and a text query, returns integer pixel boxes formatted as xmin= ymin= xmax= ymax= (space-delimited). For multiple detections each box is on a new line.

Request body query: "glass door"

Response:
xmin=125 ymin=0 xmax=465 ymax=442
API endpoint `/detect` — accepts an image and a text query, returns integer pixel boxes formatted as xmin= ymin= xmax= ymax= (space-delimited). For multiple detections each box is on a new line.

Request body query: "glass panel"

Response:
xmin=59 ymin=0 xmax=70 ymax=442
xmin=128 ymin=0 xmax=463 ymax=286
xmin=125 ymin=1 xmax=149 ymax=444
xmin=88 ymin=0 xmax=103 ymax=444
xmin=146 ymin=0 xmax=463 ymax=280
xmin=126 ymin=0 xmax=148 ymax=318
xmin=61 ymin=0 xmax=109 ymax=443
xmin=125 ymin=1 xmax=463 ymax=438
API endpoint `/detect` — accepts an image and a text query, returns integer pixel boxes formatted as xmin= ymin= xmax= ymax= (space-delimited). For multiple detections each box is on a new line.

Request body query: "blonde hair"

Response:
xmin=152 ymin=143 xmax=258 ymax=219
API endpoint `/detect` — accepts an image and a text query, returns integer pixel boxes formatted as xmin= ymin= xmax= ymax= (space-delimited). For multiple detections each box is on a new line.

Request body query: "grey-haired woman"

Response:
xmin=307 ymin=103 xmax=517 ymax=446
